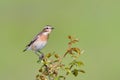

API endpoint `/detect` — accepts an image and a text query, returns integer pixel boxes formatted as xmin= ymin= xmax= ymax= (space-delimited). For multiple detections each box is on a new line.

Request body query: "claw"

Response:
xmin=39 ymin=53 xmax=44 ymax=60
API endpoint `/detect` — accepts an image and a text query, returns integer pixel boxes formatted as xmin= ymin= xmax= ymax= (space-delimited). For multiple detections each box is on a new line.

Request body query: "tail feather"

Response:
xmin=23 ymin=48 xmax=27 ymax=52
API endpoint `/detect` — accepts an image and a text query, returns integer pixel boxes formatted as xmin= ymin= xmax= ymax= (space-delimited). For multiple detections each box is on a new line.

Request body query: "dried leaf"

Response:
xmin=71 ymin=39 xmax=79 ymax=44
xmin=68 ymin=35 xmax=72 ymax=40
xmin=39 ymin=75 xmax=47 ymax=80
xmin=54 ymin=54 xmax=59 ymax=58
xmin=72 ymin=48 xmax=81 ymax=55
xmin=36 ymin=74 xmax=39 ymax=78
xmin=78 ymin=69 xmax=85 ymax=73
xmin=45 ymin=53 xmax=52 ymax=58
xmin=63 ymin=50 xmax=69 ymax=57
xmin=39 ymin=68 xmax=42 ymax=72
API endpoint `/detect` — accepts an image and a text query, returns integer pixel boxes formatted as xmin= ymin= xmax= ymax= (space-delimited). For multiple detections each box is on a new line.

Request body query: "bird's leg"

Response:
xmin=38 ymin=50 xmax=44 ymax=60
xmin=38 ymin=50 xmax=43 ymax=54
xmin=35 ymin=51 xmax=40 ymax=56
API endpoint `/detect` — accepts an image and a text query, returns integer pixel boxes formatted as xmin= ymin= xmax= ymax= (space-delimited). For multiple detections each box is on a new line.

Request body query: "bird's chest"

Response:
xmin=31 ymin=34 xmax=48 ymax=50
xmin=32 ymin=40 xmax=47 ymax=50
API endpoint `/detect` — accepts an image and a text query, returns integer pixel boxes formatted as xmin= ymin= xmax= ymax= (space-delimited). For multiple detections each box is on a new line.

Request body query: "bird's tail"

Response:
xmin=23 ymin=48 xmax=27 ymax=52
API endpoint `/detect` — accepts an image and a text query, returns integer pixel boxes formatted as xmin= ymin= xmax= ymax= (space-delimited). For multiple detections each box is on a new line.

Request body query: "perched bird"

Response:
xmin=23 ymin=25 xmax=54 ymax=56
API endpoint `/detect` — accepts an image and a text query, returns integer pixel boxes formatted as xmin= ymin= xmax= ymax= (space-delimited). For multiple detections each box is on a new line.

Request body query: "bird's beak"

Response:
xmin=51 ymin=27 xmax=54 ymax=29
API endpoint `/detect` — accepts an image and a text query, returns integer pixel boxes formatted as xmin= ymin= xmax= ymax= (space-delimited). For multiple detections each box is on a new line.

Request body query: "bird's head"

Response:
xmin=42 ymin=25 xmax=54 ymax=35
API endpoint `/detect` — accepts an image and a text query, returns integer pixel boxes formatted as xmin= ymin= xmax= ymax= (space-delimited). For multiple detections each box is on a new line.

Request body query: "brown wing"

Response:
xmin=26 ymin=36 xmax=38 ymax=47
xmin=23 ymin=32 xmax=42 ymax=52
xmin=23 ymin=36 xmax=38 ymax=52
xmin=26 ymin=31 xmax=42 ymax=47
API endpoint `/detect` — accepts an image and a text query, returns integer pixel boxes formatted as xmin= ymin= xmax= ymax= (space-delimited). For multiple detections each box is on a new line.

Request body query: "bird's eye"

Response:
xmin=46 ymin=27 xmax=49 ymax=29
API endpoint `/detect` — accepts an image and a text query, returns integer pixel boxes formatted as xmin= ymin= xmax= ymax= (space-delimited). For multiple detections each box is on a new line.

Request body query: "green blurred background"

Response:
xmin=0 ymin=0 xmax=120 ymax=80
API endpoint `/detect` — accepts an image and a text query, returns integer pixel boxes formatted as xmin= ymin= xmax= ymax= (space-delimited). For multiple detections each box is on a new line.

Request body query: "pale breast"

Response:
xmin=31 ymin=40 xmax=47 ymax=51
xmin=28 ymin=34 xmax=48 ymax=51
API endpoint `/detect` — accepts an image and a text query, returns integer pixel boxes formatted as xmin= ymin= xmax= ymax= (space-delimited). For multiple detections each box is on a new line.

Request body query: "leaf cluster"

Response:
xmin=36 ymin=36 xmax=85 ymax=80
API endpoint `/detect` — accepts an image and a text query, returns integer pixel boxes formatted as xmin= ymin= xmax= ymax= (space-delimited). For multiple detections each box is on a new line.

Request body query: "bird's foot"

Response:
xmin=39 ymin=53 xmax=44 ymax=60
xmin=37 ymin=53 xmax=45 ymax=63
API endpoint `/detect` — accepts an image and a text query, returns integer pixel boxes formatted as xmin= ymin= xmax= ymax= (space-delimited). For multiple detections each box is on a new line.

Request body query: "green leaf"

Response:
xmin=58 ymin=76 xmax=66 ymax=80
xmin=76 ymin=61 xmax=84 ymax=67
xmin=72 ymin=69 xmax=79 ymax=77
xmin=45 ymin=53 xmax=52 ymax=58
xmin=65 ymin=67 xmax=71 ymax=75
xmin=54 ymin=54 xmax=60 ymax=58
xmin=69 ymin=60 xmax=84 ymax=67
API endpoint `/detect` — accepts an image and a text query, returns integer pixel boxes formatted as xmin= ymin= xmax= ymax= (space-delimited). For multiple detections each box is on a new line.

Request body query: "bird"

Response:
xmin=23 ymin=25 xmax=54 ymax=57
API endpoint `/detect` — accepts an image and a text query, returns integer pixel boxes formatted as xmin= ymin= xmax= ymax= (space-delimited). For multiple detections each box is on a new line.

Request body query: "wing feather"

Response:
xmin=23 ymin=32 xmax=42 ymax=52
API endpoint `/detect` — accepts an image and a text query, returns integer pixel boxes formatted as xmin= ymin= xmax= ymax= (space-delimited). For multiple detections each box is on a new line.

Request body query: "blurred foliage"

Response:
xmin=36 ymin=36 xmax=85 ymax=80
